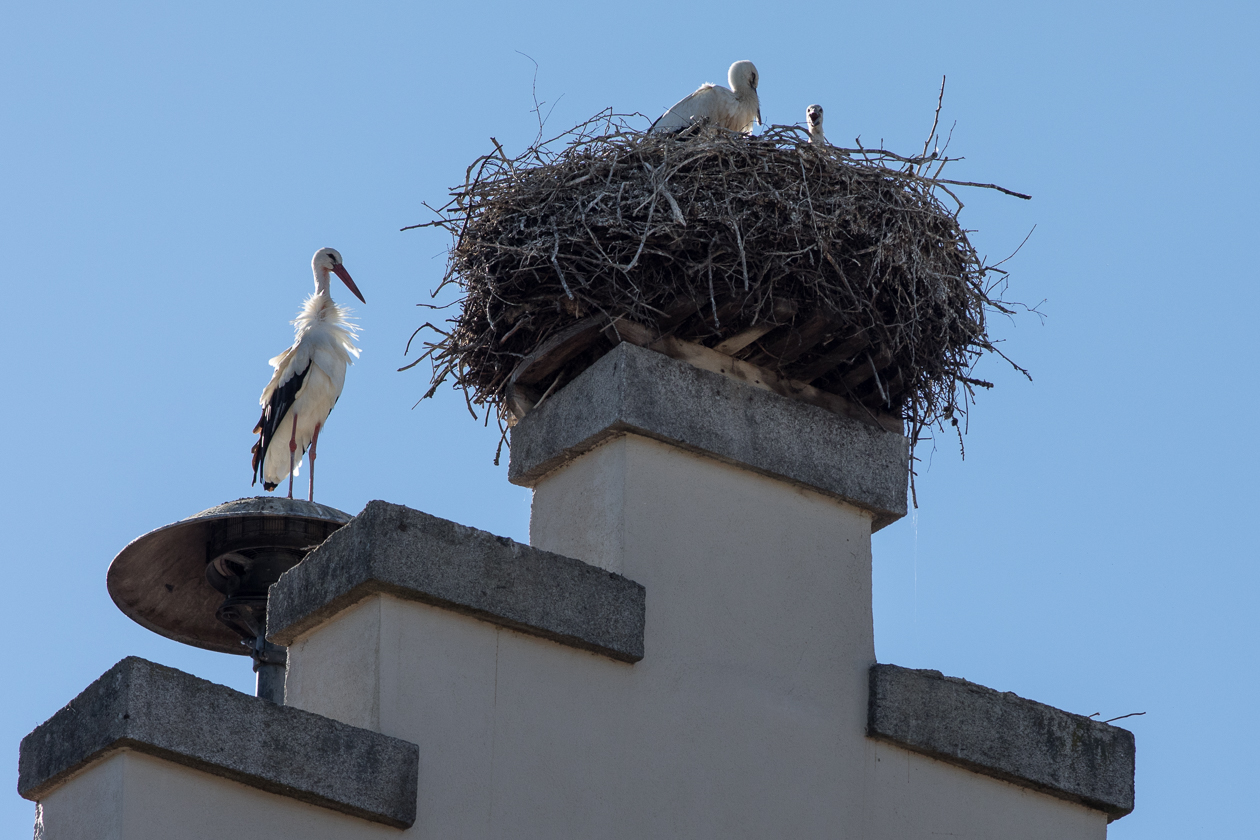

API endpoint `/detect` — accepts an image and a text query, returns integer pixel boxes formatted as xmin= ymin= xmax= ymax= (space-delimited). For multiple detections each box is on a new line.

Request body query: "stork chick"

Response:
xmin=806 ymin=104 xmax=826 ymax=145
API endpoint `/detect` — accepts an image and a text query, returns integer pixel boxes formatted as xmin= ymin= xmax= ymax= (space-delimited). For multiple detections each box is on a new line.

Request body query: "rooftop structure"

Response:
xmin=19 ymin=342 xmax=1133 ymax=839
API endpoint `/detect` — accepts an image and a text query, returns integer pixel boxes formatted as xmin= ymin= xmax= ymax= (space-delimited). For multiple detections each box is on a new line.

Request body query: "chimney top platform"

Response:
xmin=509 ymin=342 xmax=909 ymax=531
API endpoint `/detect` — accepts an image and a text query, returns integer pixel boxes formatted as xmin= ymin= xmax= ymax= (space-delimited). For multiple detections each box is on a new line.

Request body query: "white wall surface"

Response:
xmin=34 ymin=431 xmax=1112 ymax=838
xmin=283 ymin=433 xmax=1110 ymax=838
xmin=865 ymin=741 xmax=1107 ymax=839
xmin=33 ymin=752 xmax=397 ymax=840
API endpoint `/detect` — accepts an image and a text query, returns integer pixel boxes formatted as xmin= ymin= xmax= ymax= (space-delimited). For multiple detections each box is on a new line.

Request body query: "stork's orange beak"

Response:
xmin=333 ymin=264 xmax=366 ymax=303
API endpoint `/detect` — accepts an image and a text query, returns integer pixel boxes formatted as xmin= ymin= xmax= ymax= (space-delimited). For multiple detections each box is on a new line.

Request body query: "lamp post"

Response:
xmin=107 ymin=497 xmax=351 ymax=703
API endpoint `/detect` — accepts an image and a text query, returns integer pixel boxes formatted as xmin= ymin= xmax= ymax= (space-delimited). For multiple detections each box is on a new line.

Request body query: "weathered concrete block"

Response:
xmin=268 ymin=501 xmax=646 ymax=663
xmin=868 ymin=664 xmax=1136 ymax=819
xmin=508 ymin=342 xmax=908 ymax=530
xmin=18 ymin=657 xmax=418 ymax=828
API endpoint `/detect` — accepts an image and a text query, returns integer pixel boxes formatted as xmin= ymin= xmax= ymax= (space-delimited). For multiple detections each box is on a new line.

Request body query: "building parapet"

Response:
xmin=508 ymin=342 xmax=909 ymax=530
xmin=18 ymin=657 xmax=418 ymax=828
xmin=868 ymin=664 xmax=1136 ymax=819
xmin=267 ymin=501 xmax=646 ymax=663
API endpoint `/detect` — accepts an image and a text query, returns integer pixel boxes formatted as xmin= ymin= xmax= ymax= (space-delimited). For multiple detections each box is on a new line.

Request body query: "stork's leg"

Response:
xmin=308 ymin=422 xmax=322 ymax=502
xmin=287 ymin=412 xmax=298 ymax=500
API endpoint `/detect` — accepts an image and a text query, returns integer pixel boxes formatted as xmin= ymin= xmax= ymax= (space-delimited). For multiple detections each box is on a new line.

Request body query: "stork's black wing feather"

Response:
xmin=251 ymin=360 xmax=311 ymax=488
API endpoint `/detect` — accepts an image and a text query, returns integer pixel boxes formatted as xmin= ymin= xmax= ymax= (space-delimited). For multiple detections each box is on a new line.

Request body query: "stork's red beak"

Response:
xmin=333 ymin=264 xmax=366 ymax=303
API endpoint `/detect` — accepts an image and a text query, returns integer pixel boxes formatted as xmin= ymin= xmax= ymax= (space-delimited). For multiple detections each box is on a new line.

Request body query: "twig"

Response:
xmin=551 ymin=224 xmax=574 ymax=299
xmin=988 ymin=224 xmax=1037 ymax=270
xmin=920 ymin=75 xmax=946 ymax=165
xmin=515 ymin=51 xmax=562 ymax=147
xmin=935 ymin=178 xmax=1032 ymax=200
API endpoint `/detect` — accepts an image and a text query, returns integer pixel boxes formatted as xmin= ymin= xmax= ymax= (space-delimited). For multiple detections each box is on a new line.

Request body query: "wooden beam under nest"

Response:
xmin=508 ymin=315 xmax=901 ymax=435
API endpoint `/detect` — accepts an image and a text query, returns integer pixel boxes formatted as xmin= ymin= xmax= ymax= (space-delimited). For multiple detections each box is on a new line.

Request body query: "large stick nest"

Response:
xmin=407 ymin=111 xmax=1030 ymax=466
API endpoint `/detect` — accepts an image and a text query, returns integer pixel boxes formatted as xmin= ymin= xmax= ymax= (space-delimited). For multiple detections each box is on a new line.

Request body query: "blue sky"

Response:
xmin=3 ymin=1 xmax=1257 ymax=836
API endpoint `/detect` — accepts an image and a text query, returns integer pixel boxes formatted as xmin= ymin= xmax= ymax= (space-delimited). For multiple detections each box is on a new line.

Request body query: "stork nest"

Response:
xmin=405 ymin=111 xmax=1031 ymax=469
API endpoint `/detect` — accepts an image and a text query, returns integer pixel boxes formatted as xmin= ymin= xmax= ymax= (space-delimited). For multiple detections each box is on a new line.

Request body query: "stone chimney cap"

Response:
xmin=509 ymin=343 xmax=909 ymax=530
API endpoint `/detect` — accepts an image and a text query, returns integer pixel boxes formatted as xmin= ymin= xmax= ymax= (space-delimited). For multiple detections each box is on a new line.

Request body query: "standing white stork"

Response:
xmin=649 ymin=60 xmax=762 ymax=134
xmin=806 ymin=104 xmax=826 ymax=145
xmin=251 ymin=247 xmax=366 ymax=500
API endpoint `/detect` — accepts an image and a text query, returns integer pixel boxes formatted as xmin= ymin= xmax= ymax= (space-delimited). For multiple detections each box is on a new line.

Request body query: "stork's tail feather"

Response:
xmin=250 ymin=427 xmax=265 ymax=488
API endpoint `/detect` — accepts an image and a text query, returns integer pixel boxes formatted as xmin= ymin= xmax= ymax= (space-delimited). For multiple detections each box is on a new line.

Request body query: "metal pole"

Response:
xmin=251 ymin=637 xmax=288 ymax=704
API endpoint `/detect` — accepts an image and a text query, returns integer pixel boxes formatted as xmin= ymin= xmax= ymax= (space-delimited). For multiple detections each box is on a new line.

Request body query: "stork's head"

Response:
xmin=312 ymin=247 xmax=366 ymax=303
xmin=729 ymin=60 xmax=759 ymax=94
xmin=807 ymin=104 xmax=823 ymax=129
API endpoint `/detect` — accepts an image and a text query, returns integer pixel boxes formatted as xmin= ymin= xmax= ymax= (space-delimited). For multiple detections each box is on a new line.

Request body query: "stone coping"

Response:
xmin=268 ymin=501 xmax=646 ymax=663
xmin=868 ymin=664 xmax=1136 ymax=819
xmin=18 ymin=657 xmax=418 ymax=828
xmin=507 ymin=343 xmax=908 ymax=531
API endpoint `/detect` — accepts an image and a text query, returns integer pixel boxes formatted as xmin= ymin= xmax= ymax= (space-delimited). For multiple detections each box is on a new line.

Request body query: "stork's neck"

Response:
xmin=313 ymin=266 xmax=333 ymax=298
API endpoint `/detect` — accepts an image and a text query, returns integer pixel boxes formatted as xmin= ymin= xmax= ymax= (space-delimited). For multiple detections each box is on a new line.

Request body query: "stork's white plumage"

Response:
xmin=650 ymin=60 xmax=761 ymax=134
xmin=806 ymin=104 xmax=826 ymax=145
xmin=251 ymin=247 xmax=366 ymax=500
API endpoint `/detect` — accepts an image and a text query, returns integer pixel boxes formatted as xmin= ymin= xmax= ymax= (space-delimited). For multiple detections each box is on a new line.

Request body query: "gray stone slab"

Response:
xmin=507 ymin=343 xmax=908 ymax=531
xmin=868 ymin=664 xmax=1136 ymax=819
xmin=267 ymin=501 xmax=646 ymax=663
xmin=18 ymin=657 xmax=418 ymax=828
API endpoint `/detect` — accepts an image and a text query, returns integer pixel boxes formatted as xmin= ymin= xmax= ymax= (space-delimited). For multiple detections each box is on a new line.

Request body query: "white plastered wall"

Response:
xmin=284 ymin=433 xmax=1110 ymax=839
xmin=864 ymin=741 xmax=1107 ymax=839
xmin=32 ymin=752 xmax=397 ymax=840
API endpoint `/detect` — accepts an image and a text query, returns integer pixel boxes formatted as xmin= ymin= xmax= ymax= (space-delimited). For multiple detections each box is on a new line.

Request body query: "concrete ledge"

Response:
xmin=507 ymin=343 xmax=909 ymax=530
xmin=18 ymin=657 xmax=418 ymax=828
xmin=268 ymin=501 xmax=646 ymax=663
xmin=868 ymin=664 xmax=1136 ymax=819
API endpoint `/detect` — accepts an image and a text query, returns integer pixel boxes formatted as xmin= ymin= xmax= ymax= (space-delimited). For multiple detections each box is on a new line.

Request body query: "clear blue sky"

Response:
xmin=3 ymin=2 xmax=1256 ymax=836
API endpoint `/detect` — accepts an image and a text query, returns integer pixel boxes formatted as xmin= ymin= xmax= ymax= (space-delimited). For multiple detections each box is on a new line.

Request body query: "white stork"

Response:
xmin=806 ymin=104 xmax=826 ymax=145
xmin=649 ymin=60 xmax=762 ymax=134
xmin=251 ymin=247 xmax=365 ymax=500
